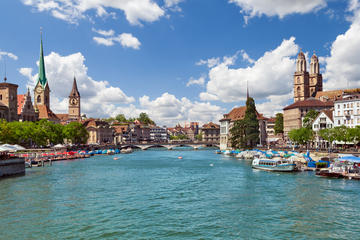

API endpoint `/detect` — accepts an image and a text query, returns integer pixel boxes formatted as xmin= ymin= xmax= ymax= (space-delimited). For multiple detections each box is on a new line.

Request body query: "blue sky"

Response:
xmin=0 ymin=0 xmax=360 ymax=126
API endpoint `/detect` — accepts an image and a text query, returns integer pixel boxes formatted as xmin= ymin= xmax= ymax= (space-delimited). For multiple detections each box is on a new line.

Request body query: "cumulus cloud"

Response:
xmin=93 ymin=31 xmax=141 ymax=49
xmin=186 ymin=76 xmax=205 ymax=87
xmin=323 ymin=3 xmax=360 ymax=90
xmin=256 ymin=93 xmax=293 ymax=117
xmin=139 ymin=93 xmax=224 ymax=126
xmin=19 ymin=51 xmax=135 ymax=117
xmin=196 ymin=57 xmax=221 ymax=68
xmin=22 ymin=0 xmax=165 ymax=25
xmin=91 ymin=28 xmax=115 ymax=37
xmin=229 ymin=0 xmax=327 ymax=23
xmin=0 ymin=51 xmax=18 ymax=60
xmin=200 ymin=37 xmax=298 ymax=103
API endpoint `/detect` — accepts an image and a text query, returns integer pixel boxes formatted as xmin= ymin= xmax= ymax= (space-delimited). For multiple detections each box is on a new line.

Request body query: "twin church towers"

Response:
xmin=293 ymin=50 xmax=323 ymax=102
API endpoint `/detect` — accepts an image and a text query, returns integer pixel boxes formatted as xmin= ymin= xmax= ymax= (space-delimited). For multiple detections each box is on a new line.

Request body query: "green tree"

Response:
xmin=288 ymin=127 xmax=314 ymax=148
xmin=243 ymin=97 xmax=260 ymax=148
xmin=195 ymin=133 xmax=203 ymax=141
xmin=302 ymin=110 xmax=319 ymax=129
xmin=230 ymin=119 xmax=246 ymax=149
xmin=274 ymin=113 xmax=284 ymax=135
xmin=0 ymin=119 xmax=14 ymax=144
xmin=318 ymin=128 xmax=336 ymax=150
xmin=115 ymin=114 xmax=128 ymax=123
xmin=63 ymin=122 xmax=89 ymax=145
xmin=138 ymin=112 xmax=155 ymax=125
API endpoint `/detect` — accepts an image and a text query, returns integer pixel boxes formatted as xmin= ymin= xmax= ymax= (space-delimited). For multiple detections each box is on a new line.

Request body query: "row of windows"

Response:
xmin=336 ymin=119 xmax=360 ymax=125
xmin=336 ymin=102 xmax=360 ymax=109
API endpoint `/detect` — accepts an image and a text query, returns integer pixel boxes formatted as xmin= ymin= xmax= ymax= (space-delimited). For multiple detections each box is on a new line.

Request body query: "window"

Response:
xmin=357 ymin=102 xmax=360 ymax=107
xmin=338 ymin=111 xmax=340 ymax=116
xmin=344 ymin=104 xmax=346 ymax=108
xmin=347 ymin=103 xmax=349 ymax=108
xmin=297 ymin=86 xmax=301 ymax=96
xmin=0 ymin=94 xmax=2 ymax=100
xmin=37 ymin=95 xmax=41 ymax=103
xmin=338 ymin=120 xmax=340 ymax=124
xmin=351 ymin=103 xmax=354 ymax=108
xmin=338 ymin=104 xmax=340 ymax=109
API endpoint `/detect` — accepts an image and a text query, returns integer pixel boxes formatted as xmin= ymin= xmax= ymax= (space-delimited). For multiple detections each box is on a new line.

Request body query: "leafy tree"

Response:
xmin=0 ymin=119 xmax=14 ymax=144
xmin=63 ymin=122 xmax=89 ymax=145
xmin=115 ymin=114 xmax=128 ymax=123
xmin=302 ymin=110 xmax=319 ymax=129
xmin=230 ymin=120 xmax=246 ymax=149
xmin=288 ymin=127 xmax=314 ymax=148
xmin=243 ymin=97 xmax=260 ymax=148
xmin=195 ymin=133 xmax=203 ymax=141
xmin=170 ymin=134 xmax=188 ymax=140
xmin=138 ymin=112 xmax=155 ymax=125
xmin=274 ymin=113 xmax=284 ymax=135
xmin=318 ymin=128 xmax=336 ymax=150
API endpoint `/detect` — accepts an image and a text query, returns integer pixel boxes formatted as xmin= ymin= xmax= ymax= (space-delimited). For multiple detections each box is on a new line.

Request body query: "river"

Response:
xmin=1 ymin=149 xmax=360 ymax=239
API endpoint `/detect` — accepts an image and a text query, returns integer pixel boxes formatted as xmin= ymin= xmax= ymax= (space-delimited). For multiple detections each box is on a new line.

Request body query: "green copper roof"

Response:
xmin=37 ymin=35 xmax=47 ymax=88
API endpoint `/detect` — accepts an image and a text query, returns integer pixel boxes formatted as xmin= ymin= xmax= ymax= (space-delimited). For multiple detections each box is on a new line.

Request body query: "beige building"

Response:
xmin=283 ymin=98 xmax=333 ymax=136
xmin=219 ymin=106 xmax=267 ymax=150
xmin=83 ymin=119 xmax=114 ymax=144
xmin=17 ymin=89 xmax=37 ymax=122
xmin=201 ymin=122 xmax=220 ymax=143
xmin=0 ymin=80 xmax=18 ymax=122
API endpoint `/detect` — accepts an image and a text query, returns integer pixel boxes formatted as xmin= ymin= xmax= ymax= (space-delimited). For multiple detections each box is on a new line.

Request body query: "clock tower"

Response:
xmin=68 ymin=77 xmax=81 ymax=120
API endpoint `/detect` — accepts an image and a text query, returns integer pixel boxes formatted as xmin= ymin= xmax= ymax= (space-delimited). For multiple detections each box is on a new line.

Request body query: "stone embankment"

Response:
xmin=0 ymin=158 xmax=25 ymax=178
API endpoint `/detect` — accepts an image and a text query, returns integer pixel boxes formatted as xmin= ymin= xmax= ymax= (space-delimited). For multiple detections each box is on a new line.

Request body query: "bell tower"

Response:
xmin=34 ymin=31 xmax=50 ymax=111
xmin=294 ymin=50 xmax=309 ymax=102
xmin=309 ymin=51 xmax=323 ymax=97
xmin=68 ymin=77 xmax=81 ymax=120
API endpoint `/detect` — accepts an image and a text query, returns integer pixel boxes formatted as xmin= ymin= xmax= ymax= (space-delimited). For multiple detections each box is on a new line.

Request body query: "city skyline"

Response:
xmin=0 ymin=0 xmax=360 ymax=125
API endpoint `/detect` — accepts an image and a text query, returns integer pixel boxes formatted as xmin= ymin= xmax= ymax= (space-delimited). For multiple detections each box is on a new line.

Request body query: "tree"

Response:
xmin=195 ymin=133 xmax=203 ymax=141
xmin=243 ymin=97 xmax=260 ymax=148
xmin=288 ymin=127 xmax=314 ymax=148
xmin=274 ymin=113 xmax=284 ymax=135
xmin=230 ymin=120 xmax=246 ymax=149
xmin=318 ymin=128 xmax=336 ymax=150
xmin=63 ymin=122 xmax=89 ymax=145
xmin=0 ymin=119 xmax=14 ymax=144
xmin=115 ymin=114 xmax=128 ymax=123
xmin=302 ymin=110 xmax=319 ymax=129
xmin=138 ymin=112 xmax=155 ymax=125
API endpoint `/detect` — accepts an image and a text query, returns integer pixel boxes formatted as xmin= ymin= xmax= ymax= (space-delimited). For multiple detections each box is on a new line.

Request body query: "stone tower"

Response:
xmin=0 ymin=79 xmax=18 ymax=122
xmin=68 ymin=77 xmax=81 ymax=120
xmin=309 ymin=52 xmax=323 ymax=97
xmin=294 ymin=50 xmax=309 ymax=102
xmin=34 ymin=33 xmax=50 ymax=111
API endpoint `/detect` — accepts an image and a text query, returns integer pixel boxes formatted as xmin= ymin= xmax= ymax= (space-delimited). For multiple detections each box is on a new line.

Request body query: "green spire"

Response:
xmin=37 ymin=31 xmax=47 ymax=88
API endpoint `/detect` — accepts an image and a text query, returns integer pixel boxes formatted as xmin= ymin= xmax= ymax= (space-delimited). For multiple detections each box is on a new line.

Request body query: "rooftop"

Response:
xmin=283 ymin=98 xmax=333 ymax=110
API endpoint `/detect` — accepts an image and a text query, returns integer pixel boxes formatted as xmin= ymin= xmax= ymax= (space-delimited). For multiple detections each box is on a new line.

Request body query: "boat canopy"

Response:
xmin=338 ymin=155 xmax=360 ymax=163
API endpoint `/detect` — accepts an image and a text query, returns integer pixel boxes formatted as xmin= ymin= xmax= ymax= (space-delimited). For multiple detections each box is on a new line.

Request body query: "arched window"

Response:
xmin=297 ymin=86 xmax=301 ymax=96
xmin=0 ymin=94 xmax=2 ymax=100
xmin=297 ymin=77 xmax=300 ymax=84
xmin=37 ymin=95 xmax=41 ymax=103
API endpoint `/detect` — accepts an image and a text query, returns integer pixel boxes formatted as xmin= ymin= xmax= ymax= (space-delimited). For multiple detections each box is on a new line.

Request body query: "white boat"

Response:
xmin=252 ymin=158 xmax=296 ymax=172
xmin=121 ymin=148 xmax=133 ymax=154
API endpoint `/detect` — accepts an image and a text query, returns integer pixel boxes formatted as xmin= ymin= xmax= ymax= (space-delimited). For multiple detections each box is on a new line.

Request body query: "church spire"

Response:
xmin=37 ymin=29 xmax=47 ymax=88
xmin=246 ymin=80 xmax=249 ymax=99
xmin=70 ymin=76 xmax=80 ymax=97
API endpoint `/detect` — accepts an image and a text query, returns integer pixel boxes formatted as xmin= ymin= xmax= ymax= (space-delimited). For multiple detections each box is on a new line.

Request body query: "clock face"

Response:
xmin=70 ymin=98 xmax=78 ymax=105
xmin=35 ymin=87 xmax=43 ymax=94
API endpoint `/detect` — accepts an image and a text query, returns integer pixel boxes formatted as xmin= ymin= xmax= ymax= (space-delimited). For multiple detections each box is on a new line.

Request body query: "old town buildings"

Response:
xmin=200 ymin=122 xmax=220 ymax=143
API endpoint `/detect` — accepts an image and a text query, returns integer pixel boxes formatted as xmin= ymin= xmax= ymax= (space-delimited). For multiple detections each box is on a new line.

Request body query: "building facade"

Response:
xmin=83 ymin=119 xmax=114 ymax=144
xmin=68 ymin=77 xmax=81 ymax=121
xmin=201 ymin=122 xmax=220 ymax=143
xmin=0 ymin=80 xmax=18 ymax=122
xmin=150 ymin=126 xmax=168 ymax=142
xmin=333 ymin=94 xmax=360 ymax=128
xmin=17 ymin=89 xmax=37 ymax=122
xmin=219 ymin=106 xmax=267 ymax=150
xmin=312 ymin=110 xmax=334 ymax=148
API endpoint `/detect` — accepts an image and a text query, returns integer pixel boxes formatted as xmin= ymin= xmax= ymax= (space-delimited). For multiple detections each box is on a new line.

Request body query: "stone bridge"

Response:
xmin=120 ymin=143 xmax=220 ymax=150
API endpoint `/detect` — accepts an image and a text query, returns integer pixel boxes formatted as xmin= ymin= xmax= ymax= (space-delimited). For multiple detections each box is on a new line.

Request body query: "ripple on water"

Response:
xmin=1 ymin=150 xmax=360 ymax=239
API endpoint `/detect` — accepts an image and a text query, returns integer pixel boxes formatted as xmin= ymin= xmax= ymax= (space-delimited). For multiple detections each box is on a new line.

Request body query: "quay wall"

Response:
xmin=0 ymin=158 xmax=25 ymax=178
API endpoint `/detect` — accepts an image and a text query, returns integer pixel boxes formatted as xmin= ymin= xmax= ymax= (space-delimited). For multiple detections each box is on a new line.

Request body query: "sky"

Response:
xmin=0 ymin=0 xmax=360 ymax=126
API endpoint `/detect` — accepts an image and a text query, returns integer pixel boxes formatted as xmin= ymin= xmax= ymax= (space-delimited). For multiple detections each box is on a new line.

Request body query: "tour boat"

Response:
xmin=252 ymin=158 xmax=296 ymax=172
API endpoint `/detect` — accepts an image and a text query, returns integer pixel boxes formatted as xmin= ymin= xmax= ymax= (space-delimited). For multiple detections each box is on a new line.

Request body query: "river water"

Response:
xmin=1 ymin=149 xmax=360 ymax=239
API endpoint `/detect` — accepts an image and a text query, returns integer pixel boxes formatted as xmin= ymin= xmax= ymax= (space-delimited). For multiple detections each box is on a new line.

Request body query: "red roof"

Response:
xmin=202 ymin=122 xmax=220 ymax=129
xmin=283 ymin=98 xmax=333 ymax=110
xmin=17 ymin=94 xmax=26 ymax=115
xmin=221 ymin=106 xmax=264 ymax=121
xmin=37 ymin=105 xmax=60 ymax=120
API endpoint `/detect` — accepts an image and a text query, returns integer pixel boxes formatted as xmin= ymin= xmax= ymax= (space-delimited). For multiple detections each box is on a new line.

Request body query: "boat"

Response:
xmin=252 ymin=158 xmax=296 ymax=172
xmin=121 ymin=148 xmax=133 ymax=154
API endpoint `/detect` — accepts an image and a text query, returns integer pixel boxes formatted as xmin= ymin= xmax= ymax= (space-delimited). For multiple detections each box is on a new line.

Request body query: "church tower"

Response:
xmin=294 ymin=50 xmax=309 ymax=102
xmin=34 ymin=32 xmax=50 ymax=111
xmin=68 ymin=77 xmax=81 ymax=120
xmin=309 ymin=52 xmax=323 ymax=97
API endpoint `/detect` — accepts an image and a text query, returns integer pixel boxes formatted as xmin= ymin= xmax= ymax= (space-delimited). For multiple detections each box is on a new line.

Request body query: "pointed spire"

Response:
xmin=70 ymin=76 xmax=80 ymax=97
xmin=27 ymin=87 xmax=31 ymax=96
xmin=37 ymin=28 xmax=47 ymax=88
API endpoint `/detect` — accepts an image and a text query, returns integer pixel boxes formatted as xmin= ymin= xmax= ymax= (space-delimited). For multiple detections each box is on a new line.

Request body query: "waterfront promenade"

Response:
xmin=1 ymin=149 xmax=360 ymax=239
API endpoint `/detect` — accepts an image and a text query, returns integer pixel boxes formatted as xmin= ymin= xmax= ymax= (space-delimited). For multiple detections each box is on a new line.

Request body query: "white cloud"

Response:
xmin=91 ymin=28 xmax=115 ymax=37
xmin=196 ymin=57 xmax=221 ymax=68
xmin=240 ymin=50 xmax=255 ymax=64
xmin=19 ymin=51 xmax=135 ymax=117
xmin=323 ymin=4 xmax=360 ymax=90
xmin=164 ymin=0 xmax=184 ymax=7
xmin=186 ymin=76 xmax=205 ymax=87
xmin=93 ymin=31 xmax=141 ymax=50
xmin=138 ymin=93 xmax=224 ymax=126
xmin=256 ymin=93 xmax=293 ymax=117
xmin=200 ymin=37 xmax=299 ymax=105
xmin=0 ymin=51 xmax=18 ymax=60
xmin=22 ymin=0 xmax=165 ymax=25
xmin=229 ymin=0 xmax=327 ymax=23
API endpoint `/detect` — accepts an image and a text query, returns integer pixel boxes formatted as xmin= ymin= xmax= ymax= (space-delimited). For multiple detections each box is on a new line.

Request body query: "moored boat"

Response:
xmin=252 ymin=158 xmax=296 ymax=172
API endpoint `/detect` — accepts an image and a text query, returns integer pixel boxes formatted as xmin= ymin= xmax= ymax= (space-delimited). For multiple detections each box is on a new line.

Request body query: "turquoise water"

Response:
xmin=1 ymin=149 xmax=360 ymax=239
